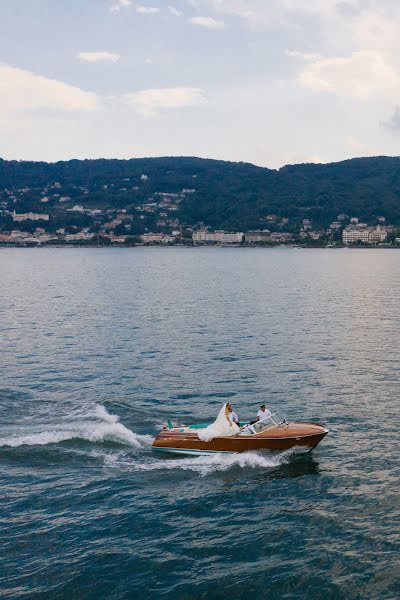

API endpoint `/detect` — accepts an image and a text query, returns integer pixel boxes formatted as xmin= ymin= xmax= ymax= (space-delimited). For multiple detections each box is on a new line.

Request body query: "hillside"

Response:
xmin=1 ymin=156 xmax=400 ymax=236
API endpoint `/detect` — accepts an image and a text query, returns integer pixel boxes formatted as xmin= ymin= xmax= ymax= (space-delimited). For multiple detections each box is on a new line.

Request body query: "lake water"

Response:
xmin=0 ymin=247 xmax=399 ymax=599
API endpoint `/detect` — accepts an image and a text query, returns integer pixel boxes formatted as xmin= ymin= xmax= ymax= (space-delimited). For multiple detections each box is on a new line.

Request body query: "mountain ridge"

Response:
xmin=1 ymin=155 xmax=400 ymax=232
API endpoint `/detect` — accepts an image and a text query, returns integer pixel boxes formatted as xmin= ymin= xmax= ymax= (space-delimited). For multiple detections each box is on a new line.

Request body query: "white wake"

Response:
xmin=0 ymin=404 xmax=153 ymax=449
xmin=103 ymin=447 xmax=304 ymax=476
xmin=0 ymin=403 xmax=307 ymax=477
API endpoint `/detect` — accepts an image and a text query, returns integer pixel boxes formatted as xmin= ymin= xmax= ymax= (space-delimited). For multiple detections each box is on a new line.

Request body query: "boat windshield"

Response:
xmin=240 ymin=412 xmax=285 ymax=435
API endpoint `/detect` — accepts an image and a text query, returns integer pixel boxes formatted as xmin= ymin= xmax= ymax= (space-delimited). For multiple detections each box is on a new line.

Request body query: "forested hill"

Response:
xmin=1 ymin=155 xmax=400 ymax=231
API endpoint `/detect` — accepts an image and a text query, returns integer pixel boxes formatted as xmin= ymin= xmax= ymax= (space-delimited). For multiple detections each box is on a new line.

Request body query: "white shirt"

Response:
xmin=229 ymin=411 xmax=238 ymax=424
xmin=257 ymin=408 xmax=271 ymax=422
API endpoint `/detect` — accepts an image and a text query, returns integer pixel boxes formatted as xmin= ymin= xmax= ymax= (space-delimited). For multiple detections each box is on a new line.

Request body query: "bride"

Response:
xmin=198 ymin=402 xmax=240 ymax=442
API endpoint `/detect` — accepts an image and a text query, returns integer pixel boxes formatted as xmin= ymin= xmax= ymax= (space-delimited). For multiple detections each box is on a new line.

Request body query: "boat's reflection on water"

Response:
xmin=222 ymin=452 xmax=321 ymax=486
xmin=266 ymin=452 xmax=320 ymax=479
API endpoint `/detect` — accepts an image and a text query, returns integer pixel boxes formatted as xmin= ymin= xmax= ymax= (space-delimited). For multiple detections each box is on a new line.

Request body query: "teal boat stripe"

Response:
xmin=152 ymin=447 xmax=233 ymax=455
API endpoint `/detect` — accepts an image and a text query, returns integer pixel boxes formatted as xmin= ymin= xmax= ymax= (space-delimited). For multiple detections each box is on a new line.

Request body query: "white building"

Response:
xmin=308 ymin=231 xmax=323 ymax=240
xmin=270 ymin=232 xmax=294 ymax=242
xmin=192 ymin=230 xmax=243 ymax=244
xmin=65 ymin=232 xmax=94 ymax=242
xmin=245 ymin=231 xmax=272 ymax=243
xmin=10 ymin=230 xmax=30 ymax=238
xmin=140 ymin=233 xmax=175 ymax=243
xmin=67 ymin=205 xmax=85 ymax=213
xmin=342 ymin=226 xmax=388 ymax=245
xmin=12 ymin=211 xmax=49 ymax=222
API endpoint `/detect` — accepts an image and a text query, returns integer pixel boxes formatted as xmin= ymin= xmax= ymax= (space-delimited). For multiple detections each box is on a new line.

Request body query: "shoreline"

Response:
xmin=0 ymin=244 xmax=398 ymax=250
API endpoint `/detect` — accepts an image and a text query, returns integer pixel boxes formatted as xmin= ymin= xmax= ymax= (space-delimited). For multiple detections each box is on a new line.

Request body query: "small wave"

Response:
xmin=103 ymin=447 xmax=303 ymax=476
xmin=0 ymin=405 xmax=154 ymax=449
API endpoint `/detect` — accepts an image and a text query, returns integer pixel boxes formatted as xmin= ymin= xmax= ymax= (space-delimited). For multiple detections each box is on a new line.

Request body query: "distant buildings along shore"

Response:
xmin=0 ymin=180 xmax=398 ymax=247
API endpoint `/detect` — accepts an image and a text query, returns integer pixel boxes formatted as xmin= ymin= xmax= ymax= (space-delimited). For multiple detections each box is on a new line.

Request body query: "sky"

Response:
xmin=0 ymin=0 xmax=400 ymax=168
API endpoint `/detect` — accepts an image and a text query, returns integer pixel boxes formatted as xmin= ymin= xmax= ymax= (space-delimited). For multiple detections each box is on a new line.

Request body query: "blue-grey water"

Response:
xmin=0 ymin=247 xmax=399 ymax=599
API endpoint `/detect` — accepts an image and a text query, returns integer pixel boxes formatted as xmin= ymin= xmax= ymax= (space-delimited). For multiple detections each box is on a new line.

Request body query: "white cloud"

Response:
xmin=190 ymin=16 xmax=225 ymax=28
xmin=168 ymin=5 xmax=183 ymax=17
xmin=77 ymin=51 xmax=120 ymax=63
xmin=350 ymin=11 xmax=400 ymax=59
xmin=281 ymin=0 xmax=358 ymax=17
xmin=123 ymin=86 xmax=207 ymax=115
xmin=203 ymin=1 xmax=255 ymax=20
xmin=0 ymin=63 xmax=99 ymax=117
xmin=205 ymin=0 xmax=357 ymax=18
xmin=381 ymin=106 xmax=400 ymax=130
xmin=298 ymin=50 xmax=400 ymax=99
xmin=190 ymin=0 xmax=365 ymax=33
xmin=110 ymin=0 xmax=131 ymax=13
xmin=136 ymin=6 xmax=160 ymax=14
xmin=199 ymin=0 xmax=400 ymax=72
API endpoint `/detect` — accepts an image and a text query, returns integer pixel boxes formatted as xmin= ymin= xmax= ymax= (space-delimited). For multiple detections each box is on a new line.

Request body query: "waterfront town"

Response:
xmin=1 ymin=212 xmax=397 ymax=247
xmin=0 ymin=179 xmax=399 ymax=247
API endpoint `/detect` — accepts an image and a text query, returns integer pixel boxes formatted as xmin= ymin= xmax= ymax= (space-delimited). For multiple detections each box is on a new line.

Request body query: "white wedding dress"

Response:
xmin=198 ymin=403 xmax=240 ymax=442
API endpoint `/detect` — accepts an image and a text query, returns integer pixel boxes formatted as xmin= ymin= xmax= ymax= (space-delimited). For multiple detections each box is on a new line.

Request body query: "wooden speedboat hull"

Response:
xmin=152 ymin=422 xmax=328 ymax=455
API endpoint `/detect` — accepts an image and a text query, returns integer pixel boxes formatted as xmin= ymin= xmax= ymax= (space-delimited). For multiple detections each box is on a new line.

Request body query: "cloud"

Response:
xmin=0 ymin=63 xmax=99 ymax=117
xmin=168 ymin=5 xmax=183 ymax=16
xmin=191 ymin=0 xmax=342 ymax=25
xmin=190 ymin=0 xmax=368 ymax=34
xmin=189 ymin=16 xmax=225 ymax=29
xmin=136 ymin=6 xmax=160 ymax=14
xmin=351 ymin=10 xmax=400 ymax=56
xmin=203 ymin=1 xmax=256 ymax=20
xmin=205 ymin=0 xmax=358 ymax=18
xmin=77 ymin=51 xmax=120 ymax=63
xmin=297 ymin=50 xmax=400 ymax=99
xmin=110 ymin=0 xmax=131 ymax=13
xmin=123 ymin=86 xmax=207 ymax=115
xmin=381 ymin=106 xmax=400 ymax=130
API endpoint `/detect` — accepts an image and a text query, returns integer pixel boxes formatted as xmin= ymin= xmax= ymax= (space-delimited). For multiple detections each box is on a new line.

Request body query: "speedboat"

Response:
xmin=152 ymin=413 xmax=328 ymax=455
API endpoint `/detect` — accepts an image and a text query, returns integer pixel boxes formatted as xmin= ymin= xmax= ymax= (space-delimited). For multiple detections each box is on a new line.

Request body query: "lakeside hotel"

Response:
xmin=342 ymin=225 xmax=388 ymax=245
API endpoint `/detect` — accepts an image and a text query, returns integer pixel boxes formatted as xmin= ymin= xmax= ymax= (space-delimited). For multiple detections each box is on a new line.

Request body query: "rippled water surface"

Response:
xmin=0 ymin=247 xmax=399 ymax=599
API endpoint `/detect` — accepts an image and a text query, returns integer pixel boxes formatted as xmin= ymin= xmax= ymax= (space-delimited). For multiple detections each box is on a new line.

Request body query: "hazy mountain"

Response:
xmin=1 ymin=156 xmax=400 ymax=231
